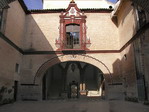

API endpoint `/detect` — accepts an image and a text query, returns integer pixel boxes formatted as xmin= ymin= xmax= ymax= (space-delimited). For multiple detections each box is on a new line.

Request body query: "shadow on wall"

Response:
xmin=108 ymin=44 xmax=137 ymax=100
xmin=21 ymin=13 xmax=60 ymax=82
xmin=23 ymin=14 xmax=55 ymax=51
xmin=20 ymin=14 xmax=61 ymax=101
xmin=117 ymin=1 xmax=137 ymax=27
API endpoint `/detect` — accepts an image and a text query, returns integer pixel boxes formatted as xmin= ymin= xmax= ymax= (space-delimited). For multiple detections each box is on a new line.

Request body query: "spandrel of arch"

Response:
xmin=33 ymin=54 xmax=113 ymax=84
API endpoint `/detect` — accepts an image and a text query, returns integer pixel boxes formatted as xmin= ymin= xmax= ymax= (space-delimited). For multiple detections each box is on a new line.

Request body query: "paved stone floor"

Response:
xmin=0 ymin=99 xmax=149 ymax=112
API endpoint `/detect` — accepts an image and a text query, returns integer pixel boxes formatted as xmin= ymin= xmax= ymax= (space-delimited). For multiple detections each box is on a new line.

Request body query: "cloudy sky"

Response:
xmin=23 ymin=0 xmax=118 ymax=10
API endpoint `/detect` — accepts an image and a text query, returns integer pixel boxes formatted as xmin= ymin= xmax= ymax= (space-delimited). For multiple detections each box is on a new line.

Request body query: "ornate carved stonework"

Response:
xmin=55 ymin=1 xmax=91 ymax=51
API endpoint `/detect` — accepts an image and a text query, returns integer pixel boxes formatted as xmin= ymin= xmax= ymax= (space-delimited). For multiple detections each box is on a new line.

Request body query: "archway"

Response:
xmin=42 ymin=61 xmax=105 ymax=100
xmin=34 ymin=54 xmax=112 ymax=84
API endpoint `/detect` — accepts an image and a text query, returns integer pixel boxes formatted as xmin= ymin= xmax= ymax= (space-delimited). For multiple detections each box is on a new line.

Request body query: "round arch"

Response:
xmin=34 ymin=54 xmax=113 ymax=84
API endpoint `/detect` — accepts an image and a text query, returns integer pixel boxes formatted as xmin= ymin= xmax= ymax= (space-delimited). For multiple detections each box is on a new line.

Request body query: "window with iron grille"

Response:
xmin=65 ymin=24 xmax=80 ymax=49
xmin=55 ymin=1 xmax=91 ymax=51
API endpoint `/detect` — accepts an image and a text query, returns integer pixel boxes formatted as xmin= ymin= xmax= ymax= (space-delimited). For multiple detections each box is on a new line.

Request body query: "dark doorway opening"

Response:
xmin=42 ymin=61 xmax=105 ymax=100
xmin=14 ymin=81 xmax=18 ymax=101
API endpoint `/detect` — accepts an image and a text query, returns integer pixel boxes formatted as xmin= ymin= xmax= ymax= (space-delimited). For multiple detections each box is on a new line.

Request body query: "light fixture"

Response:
xmin=124 ymin=54 xmax=127 ymax=60
xmin=71 ymin=63 xmax=75 ymax=72
xmin=86 ymin=37 xmax=91 ymax=48
xmin=55 ymin=37 xmax=61 ymax=48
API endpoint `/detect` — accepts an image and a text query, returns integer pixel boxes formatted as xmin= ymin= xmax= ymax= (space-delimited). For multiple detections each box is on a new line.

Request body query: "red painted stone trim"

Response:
xmin=57 ymin=1 xmax=88 ymax=51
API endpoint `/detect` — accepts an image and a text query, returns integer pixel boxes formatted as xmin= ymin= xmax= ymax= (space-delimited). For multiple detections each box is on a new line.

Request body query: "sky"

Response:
xmin=23 ymin=0 xmax=118 ymax=10
xmin=23 ymin=0 xmax=43 ymax=9
xmin=108 ymin=0 xmax=118 ymax=3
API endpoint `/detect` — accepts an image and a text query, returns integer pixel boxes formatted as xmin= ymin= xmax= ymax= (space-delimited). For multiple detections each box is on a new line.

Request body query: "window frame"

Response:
xmin=56 ymin=2 xmax=89 ymax=51
xmin=65 ymin=24 xmax=81 ymax=49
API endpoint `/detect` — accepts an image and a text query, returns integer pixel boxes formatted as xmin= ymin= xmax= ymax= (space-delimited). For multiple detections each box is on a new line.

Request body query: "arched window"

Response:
xmin=65 ymin=24 xmax=80 ymax=49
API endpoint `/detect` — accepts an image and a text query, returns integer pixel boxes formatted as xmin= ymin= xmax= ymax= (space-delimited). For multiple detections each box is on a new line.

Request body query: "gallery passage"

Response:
xmin=42 ymin=61 xmax=105 ymax=100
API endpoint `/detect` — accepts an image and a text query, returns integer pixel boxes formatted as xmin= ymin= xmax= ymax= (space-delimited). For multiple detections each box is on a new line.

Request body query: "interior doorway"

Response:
xmin=42 ymin=61 xmax=105 ymax=100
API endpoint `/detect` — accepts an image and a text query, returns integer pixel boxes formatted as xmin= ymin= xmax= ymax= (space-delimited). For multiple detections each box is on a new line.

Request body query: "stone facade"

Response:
xmin=0 ymin=0 xmax=149 ymax=104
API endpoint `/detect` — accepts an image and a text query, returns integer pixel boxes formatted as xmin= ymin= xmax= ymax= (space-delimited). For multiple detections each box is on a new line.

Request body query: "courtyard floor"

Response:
xmin=0 ymin=99 xmax=149 ymax=112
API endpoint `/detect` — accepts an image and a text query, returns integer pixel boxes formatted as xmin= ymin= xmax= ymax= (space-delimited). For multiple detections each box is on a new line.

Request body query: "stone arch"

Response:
xmin=34 ymin=54 xmax=113 ymax=84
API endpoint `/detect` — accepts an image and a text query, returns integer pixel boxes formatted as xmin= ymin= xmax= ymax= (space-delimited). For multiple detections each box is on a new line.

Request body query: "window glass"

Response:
xmin=66 ymin=24 xmax=80 ymax=49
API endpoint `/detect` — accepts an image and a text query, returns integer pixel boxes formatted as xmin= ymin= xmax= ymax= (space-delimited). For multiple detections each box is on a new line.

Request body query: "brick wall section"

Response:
xmin=1 ymin=0 xmax=149 ymax=101
xmin=23 ymin=12 xmax=119 ymax=51
xmin=5 ymin=1 xmax=26 ymax=48
xmin=116 ymin=0 xmax=138 ymax=98
xmin=0 ymin=1 xmax=24 ymax=103
xmin=23 ymin=13 xmax=59 ymax=51
xmin=118 ymin=0 xmax=137 ymax=48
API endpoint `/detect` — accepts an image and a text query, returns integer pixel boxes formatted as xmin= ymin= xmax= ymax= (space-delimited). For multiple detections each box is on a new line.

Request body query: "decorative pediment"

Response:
xmin=60 ymin=0 xmax=85 ymax=17
xmin=56 ymin=0 xmax=90 ymax=51
xmin=66 ymin=1 xmax=80 ymax=12
xmin=68 ymin=7 xmax=77 ymax=16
